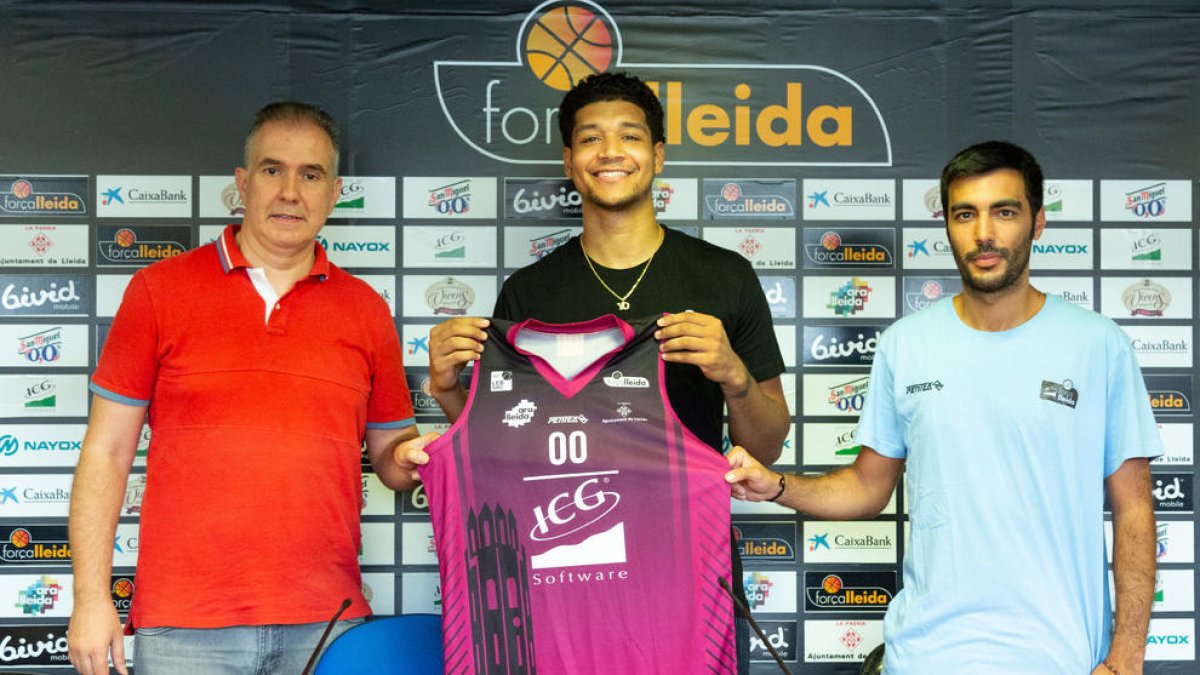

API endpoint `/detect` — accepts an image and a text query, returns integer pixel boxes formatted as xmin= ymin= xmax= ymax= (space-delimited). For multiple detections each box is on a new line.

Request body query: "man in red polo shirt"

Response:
xmin=67 ymin=102 xmax=434 ymax=675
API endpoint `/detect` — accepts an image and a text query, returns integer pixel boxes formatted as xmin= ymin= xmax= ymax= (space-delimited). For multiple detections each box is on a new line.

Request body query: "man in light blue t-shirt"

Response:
xmin=727 ymin=142 xmax=1159 ymax=674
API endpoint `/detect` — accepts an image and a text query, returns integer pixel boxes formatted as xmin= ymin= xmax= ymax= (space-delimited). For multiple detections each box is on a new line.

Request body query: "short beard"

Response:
xmin=951 ymin=224 xmax=1034 ymax=294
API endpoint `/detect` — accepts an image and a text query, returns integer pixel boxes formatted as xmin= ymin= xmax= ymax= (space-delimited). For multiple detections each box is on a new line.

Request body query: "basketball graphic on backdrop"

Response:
xmin=525 ymin=3 xmax=613 ymax=90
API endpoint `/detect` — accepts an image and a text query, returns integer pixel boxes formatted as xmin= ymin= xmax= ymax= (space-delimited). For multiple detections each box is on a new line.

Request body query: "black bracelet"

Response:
xmin=767 ymin=473 xmax=786 ymax=502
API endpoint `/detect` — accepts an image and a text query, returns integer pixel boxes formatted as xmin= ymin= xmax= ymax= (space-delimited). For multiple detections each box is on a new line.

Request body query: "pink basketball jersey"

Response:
xmin=419 ymin=315 xmax=736 ymax=674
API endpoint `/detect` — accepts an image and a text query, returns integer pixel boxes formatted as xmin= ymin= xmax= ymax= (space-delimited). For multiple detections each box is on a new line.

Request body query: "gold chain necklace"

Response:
xmin=580 ymin=228 xmax=665 ymax=311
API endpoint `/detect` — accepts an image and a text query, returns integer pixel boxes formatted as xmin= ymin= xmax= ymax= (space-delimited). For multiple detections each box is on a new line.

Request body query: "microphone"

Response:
xmin=717 ymin=576 xmax=794 ymax=675
xmin=301 ymin=597 xmax=353 ymax=675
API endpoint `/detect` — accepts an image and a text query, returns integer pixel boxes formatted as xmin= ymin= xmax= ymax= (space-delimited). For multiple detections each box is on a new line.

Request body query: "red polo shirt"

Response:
xmin=92 ymin=225 xmax=413 ymax=628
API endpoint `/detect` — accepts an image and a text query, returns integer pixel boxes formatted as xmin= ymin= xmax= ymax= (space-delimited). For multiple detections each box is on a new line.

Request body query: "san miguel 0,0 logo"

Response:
xmin=434 ymin=0 xmax=890 ymax=165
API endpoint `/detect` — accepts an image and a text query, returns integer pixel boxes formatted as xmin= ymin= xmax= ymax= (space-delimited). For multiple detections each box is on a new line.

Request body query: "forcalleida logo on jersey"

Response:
xmin=97 ymin=226 xmax=188 ymax=266
xmin=0 ymin=527 xmax=70 ymax=564
xmin=433 ymin=0 xmax=890 ymax=165
xmin=0 ymin=177 xmax=87 ymax=217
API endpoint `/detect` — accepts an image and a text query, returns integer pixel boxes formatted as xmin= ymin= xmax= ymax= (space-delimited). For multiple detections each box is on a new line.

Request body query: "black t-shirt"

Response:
xmin=493 ymin=225 xmax=785 ymax=451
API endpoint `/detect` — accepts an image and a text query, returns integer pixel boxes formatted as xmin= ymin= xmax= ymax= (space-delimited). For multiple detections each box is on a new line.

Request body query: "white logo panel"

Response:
xmin=1100 ymin=277 xmax=1191 ymax=320
xmin=1030 ymin=228 xmax=1093 ymax=270
xmin=402 ymin=275 xmax=497 ymax=319
xmin=502 ymin=225 xmax=581 ymax=269
xmin=96 ymin=275 xmax=134 ymax=318
xmin=0 ymin=325 xmax=88 ymax=368
xmin=901 ymin=179 xmax=941 ymax=221
xmin=1153 ymin=423 xmax=1193 ymax=466
xmin=318 ymin=226 xmax=395 ymax=268
xmin=802 ymin=277 xmax=895 ymax=319
xmin=352 ymin=274 xmax=396 ymax=316
xmin=1099 ymin=228 xmax=1191 ymax=270
xmin=652 ymin=178 xmax=698 ymax=220
xmin=702 ymin=227 xmax=796 ymax=269
xmin=403 ymin=226 xmax=497 ymax=268
xmin=1042 ymin=180 xmax=1093 ymax=222
xmin=900 ymin=228 xmax=954 ymax=270
xmin=802 ymin=422 xmax=862 ymax=466
xmin=1031 ymin=276 xmax=1093 ymax=310
xmin=96 ymin=175 xmax=191 ymax=218
xmin=0 ymin=375 xmax=88 ymax=418
xmin=802 ymin=521 xmax=896 ymax=563
xmin=1123 ymin=326 xmax=1192 ymax=369
xmin=803 ymin=620 xmax=884 ymax=662
xmin=803 ymin=179 xmax=895 ymax=221
xmin=0 ymin=225 xmax=89 ymax=266
xmin=402 ymin=177 xmax=498 ymax=220
xmin=0 ymin=424 xmax=86 ymax=468
xmin=198 ymin=176 xmax=242 ymax=219
xmin=331 ymin=176 xmax=396 ymax=219
xmin=1099 ymin=180 xmax=1191 ymax=222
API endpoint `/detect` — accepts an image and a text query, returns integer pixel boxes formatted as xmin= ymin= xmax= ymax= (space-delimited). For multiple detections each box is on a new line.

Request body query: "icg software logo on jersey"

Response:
xmin=433 ymin=1 xmax=889 ymax=166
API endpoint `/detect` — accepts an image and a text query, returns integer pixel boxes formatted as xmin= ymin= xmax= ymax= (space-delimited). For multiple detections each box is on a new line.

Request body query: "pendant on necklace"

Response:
xmin=616 ymin=300 xmax=630 ymax=311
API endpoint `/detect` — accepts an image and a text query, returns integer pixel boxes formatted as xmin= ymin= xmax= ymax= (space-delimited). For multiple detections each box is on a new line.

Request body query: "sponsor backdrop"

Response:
xmin=0 ymin=0 xmax=1197 ymax=671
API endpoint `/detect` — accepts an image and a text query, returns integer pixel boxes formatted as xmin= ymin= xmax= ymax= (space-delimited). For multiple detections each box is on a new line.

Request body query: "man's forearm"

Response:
xmin=69 ymin=453 xmax=129 ymax=605
xmin=1107 ymin=492 xmax=1155 ymax=670
xmin=725 ymin=373 xmax=789 ymax=465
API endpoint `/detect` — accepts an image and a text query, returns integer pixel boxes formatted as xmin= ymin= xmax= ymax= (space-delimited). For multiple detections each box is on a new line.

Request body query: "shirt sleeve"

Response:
xmin=365 ymin=302 xmax=415 ymax=430
xmin=854 ymin=330 xmax=906 ymax=459
xmin=90 ymin=271 xmax=158 ymax=407
xmin=1104 ymin=330 xmax=1163 ymax=475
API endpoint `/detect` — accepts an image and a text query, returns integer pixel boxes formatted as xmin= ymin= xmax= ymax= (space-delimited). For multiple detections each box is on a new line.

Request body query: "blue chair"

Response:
xmin=314 ymin=614 xmax=444 ymax=674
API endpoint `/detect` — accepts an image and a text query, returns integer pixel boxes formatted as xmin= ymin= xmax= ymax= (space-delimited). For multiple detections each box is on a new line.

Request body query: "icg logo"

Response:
xmin=434 ymin=0 xmax=889 ymax=165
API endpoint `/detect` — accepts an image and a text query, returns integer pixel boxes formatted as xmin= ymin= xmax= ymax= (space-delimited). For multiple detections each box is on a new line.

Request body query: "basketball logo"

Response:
xmin=115 ymin=228 xmax=137 ymax=247
xmin=112 ymin=577 xmax=134 ymax=599
xmin=525 ymin=3 xmax=613 ymax=91
xmin=9 ymin=529 xmax=30 ymax=548
xmin=822 ymin=574 xmax=843 ymax=594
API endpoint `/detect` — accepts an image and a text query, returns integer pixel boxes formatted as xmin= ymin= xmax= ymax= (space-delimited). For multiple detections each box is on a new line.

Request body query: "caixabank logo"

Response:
xmin=434 ymin=0 xmax=890 ymax=165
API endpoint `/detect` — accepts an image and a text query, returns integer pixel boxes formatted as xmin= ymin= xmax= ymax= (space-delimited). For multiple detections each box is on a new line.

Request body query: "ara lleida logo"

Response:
xmin=434 ymin=0 xmax=890 ymax=165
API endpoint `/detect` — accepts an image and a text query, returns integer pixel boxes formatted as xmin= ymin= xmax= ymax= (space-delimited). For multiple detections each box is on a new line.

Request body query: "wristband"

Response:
xmin=1101 ymin=659 xmax=1119 ymax=675
xmin=767 ymin=473 xmax=786 ymax=502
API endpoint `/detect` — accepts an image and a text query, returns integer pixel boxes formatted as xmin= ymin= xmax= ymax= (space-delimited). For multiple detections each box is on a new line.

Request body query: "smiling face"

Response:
xmin=562 ymin=99 xmax=664 ymax=213
xmin=945 ymin=168 xmax=1045 ymax=294
xmin=235 ymin=119 xmax=341 ymax=257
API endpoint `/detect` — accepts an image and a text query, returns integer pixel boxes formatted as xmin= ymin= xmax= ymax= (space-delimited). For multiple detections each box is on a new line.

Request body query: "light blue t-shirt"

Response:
xmin=856 ymin=295 xmax=1161 ymax=674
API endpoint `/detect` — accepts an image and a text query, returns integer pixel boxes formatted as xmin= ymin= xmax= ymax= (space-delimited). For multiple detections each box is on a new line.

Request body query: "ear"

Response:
xmin=234 ymin=167 xmax=248 ymax=201
xmin=1032 ymin=207 xmax=1046 ymax=241
xmin=328 ymin=176 xmax=343 ymax=216
xmin=653 ymin=141 xmax=664 ymax=175
xmin=562 ymin=145 xmax=573 ymax=179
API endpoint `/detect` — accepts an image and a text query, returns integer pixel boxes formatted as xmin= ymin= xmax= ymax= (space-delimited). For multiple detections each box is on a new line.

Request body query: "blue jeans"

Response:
xmin=133 ymin=619 xmax=363 ymax=675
